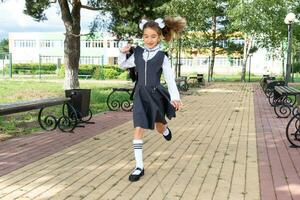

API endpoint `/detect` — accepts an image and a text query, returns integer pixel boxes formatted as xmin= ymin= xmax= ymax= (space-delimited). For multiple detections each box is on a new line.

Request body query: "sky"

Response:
xmin=0 ymin=0 xmax=100 ymax=39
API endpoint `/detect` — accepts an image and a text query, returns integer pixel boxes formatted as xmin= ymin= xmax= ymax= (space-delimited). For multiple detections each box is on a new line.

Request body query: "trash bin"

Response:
xmin=197 ymin=74 xmax=204 ymax=85
xmin=65 ymin=89 xmax=91 ymax=119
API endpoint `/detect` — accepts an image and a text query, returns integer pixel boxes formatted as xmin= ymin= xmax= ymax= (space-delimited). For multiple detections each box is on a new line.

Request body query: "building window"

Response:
xmin=14 ymin=40 xmax=36 ymax=48
xmin=113 ymin=40 xmax=119 ymax=48
xmin=107 ymin=40 xmax=111 ymax=48
xmin=108 ymin=57 xmax=118 ymax=65
xmin=40 ymin=40 xmax=63 ymax=48
xmin=85 ymin=41 xmax=91 ymax=48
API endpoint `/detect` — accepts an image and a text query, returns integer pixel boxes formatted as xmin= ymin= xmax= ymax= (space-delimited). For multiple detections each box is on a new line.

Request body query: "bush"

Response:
xmin=292 ymin=62 xmax=300 ymax=73
xmin=92 ymin=66 xmax=104 ymax=80
xmin=58 ymin=64 xmax=123 ymax=79
xmin=103 ymin=68 xmax=120 ymax=79
xmin=10 ymin=63 xmax=57 ymax=74
xmin=118 ymin=71 xmax=130 ymax=80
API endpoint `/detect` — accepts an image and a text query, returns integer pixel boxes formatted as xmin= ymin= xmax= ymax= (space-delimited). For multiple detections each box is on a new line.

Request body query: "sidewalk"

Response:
xmin=254 ymin=84 xmax=300 ymax=200
xmin=0 ymin=83 xmax=259 ymax=200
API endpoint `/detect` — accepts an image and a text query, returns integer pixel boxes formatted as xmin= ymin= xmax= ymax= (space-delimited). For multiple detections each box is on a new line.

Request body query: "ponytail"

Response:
xmin=162 ymin=16 xmax=186 ymax=42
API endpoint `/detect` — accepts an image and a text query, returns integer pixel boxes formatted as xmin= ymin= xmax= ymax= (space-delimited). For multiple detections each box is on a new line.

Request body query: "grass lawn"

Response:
xmin=0 ymin=79 xmax=133 ymax=138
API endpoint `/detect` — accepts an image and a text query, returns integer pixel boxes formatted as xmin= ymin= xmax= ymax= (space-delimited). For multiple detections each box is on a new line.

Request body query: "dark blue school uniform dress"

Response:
xmin=133 ymin=46 xmax=175 ymax=130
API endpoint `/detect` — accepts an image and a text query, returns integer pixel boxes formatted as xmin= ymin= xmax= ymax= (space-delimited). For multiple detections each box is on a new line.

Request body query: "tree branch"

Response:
xmin=81 ymin=4 xmax=102 ymax=11
xmin=64 ymin=32 xmax=92 ymax=37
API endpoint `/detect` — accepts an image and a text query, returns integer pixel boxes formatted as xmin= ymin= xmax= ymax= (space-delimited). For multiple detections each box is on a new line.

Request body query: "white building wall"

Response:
xmin=8 ymin=32 xmax=123 ymax=65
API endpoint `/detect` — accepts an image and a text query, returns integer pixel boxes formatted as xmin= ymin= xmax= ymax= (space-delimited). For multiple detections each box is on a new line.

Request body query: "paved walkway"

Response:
xmin=1 ymin=82 xmax=293 ymax=200
xmin=254 ymin=84 xmax=300 ymax=200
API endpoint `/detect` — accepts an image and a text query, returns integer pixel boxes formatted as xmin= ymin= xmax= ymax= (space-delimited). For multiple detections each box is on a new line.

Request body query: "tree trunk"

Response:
xmin=241 ymin=36 xmax=252 ymax=82
xmin=59 ymin=0 xmax=81 ymax=89
xmin=64 ymin=34 xmax=80 ymax=89
xmin=209 ymin=15 xmax=217 ymax=82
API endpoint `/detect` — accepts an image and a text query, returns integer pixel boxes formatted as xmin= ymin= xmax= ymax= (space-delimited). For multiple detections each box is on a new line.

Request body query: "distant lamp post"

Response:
xmin=284 ymin=12 xmax=296 ymax=86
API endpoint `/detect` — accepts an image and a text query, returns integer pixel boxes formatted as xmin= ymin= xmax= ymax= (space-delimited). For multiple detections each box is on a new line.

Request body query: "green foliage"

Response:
xmin=292 ymin=62 xmax=300 ymax=73
xmin=103 ymin=68 xmax=121 ymax=79
xmin=0 ymin=39 xmax=8 ymax=53
xmin=118 ymin=71 xmax=130 ymax=80
xmin=24 ymin=0 xmax=51 ymax=21
xmin=100 ymin=0 xmax=171 ymax=38
xmin=92 ymin=66 xmax=104 ymax=80
xmin=227 ymin=0 xmax=300 ymax=50
xmin=11 ymin=63 xmax=57 ymax=74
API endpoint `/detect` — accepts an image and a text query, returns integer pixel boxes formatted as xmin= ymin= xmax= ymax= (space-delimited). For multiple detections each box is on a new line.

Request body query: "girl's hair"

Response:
xmin=142 ymin=16 xmax=186 ymax=42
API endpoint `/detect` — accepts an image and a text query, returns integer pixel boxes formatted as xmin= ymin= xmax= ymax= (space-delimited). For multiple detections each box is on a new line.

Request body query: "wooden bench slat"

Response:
xmin=0 ymin=97 xmax=70 ymax=116
xmin=275 ymin=86 xmax=300 ymax=95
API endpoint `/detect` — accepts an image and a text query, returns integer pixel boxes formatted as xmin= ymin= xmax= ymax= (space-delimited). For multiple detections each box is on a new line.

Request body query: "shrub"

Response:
xmin=292 ymin=62 xmax=300 ymax=73
xmin=10 ymin=63 xmax=57 ymax=74
xmin=103 ymin=68 xmax=120 ymax=79
xmin=118 ymin=71 xmax=130 ymax=80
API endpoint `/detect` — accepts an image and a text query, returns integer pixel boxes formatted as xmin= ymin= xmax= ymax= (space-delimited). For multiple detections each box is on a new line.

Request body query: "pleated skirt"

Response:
xmin=133 ymin=85 xmax=176 ymax=130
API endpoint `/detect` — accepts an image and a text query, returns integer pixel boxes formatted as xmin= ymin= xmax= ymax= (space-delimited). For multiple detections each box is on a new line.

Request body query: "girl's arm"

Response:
xmin=162 ymin=55 xmax=181 ymax=102
xmin=118 ymin=45 xmax=135 ymax=69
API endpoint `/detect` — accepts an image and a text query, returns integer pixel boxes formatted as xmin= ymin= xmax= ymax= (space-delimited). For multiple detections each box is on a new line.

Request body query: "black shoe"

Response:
xmin=129 ymin=167 xmax=144 ymax=182
xmin=163 ymin=127 xmax=172 ymax=141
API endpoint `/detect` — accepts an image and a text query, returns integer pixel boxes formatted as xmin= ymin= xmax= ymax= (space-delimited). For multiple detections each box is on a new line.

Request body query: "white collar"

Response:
xmin=144 ymin=44 xmax=161 ymax=52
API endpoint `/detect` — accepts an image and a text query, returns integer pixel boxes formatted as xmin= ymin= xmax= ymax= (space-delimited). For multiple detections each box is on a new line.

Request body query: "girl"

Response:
xmin=118 ymin=16 xmax=186 ymax=182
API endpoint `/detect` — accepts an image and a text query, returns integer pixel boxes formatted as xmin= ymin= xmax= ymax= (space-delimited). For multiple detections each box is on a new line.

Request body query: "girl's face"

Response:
xmin=143 ymin=27 xmax=160 ymax=49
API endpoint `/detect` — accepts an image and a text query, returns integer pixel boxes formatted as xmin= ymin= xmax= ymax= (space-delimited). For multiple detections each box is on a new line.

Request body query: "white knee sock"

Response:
xmin=133 ymin=139 xmax=143 ymax=175
xmin=163 ymin=127 xmax=170 ymax=136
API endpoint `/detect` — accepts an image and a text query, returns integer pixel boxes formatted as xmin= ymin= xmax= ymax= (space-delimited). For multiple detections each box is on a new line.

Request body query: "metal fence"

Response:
xmin=171 ymin=56 xmax=243 ymax=75
xmin=0 ymin=53 xmax=12 ymax=78
xmin=0 ymin=54 xmax=104 ymax=79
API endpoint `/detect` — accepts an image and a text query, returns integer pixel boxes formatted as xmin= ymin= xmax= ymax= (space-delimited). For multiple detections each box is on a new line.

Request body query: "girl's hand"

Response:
xmin=171 ymin=100 xmax=183 ymax=111
xmin=120 ymin=44 xmax=132 ymax=54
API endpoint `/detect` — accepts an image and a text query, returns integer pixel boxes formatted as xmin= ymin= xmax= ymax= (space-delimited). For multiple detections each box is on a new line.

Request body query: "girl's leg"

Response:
xmin=134 ymin=127 xmax=144 ymax=139
xmin=129 ymin=127 xmax=144 ymax=182
xmin=155 ymin=122 xmax=166 ymax=134
xmin=155 ymin=122 xmax=172 ymax=141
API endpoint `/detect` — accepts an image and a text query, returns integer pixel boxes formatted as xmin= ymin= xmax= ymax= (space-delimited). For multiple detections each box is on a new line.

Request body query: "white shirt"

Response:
xmin=118 ymin=45 xmax=180 ymax=101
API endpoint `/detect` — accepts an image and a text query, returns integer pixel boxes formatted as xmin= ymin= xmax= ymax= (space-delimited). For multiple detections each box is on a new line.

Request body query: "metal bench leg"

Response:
xmin=286 ymin=113 xmax=300 ymax=147
xmin=57 ymin=103 xmax=78 ymax=132
xmin=274 ymin=95 xmax=292 ymax=118
xmin=38 ymin=108 xmax=58 ymax=131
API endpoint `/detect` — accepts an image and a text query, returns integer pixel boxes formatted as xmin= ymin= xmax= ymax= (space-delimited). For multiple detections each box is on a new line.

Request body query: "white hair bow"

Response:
xmin=139 ymin=19 xmax=148 ymax=30
xmin=154 ymin=18 xmax=165 ymax=29
xmin=139 ymin=18 xmax=165 ymax=30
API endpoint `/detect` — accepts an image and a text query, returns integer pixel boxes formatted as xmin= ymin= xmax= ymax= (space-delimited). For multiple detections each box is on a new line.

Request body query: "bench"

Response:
xmin=272 ymin=86 xmax=300 ymax=118
xmin=286 ymin=96 xmax=300 ymax=147
xmin=264 ymin=80 xmax=285 ymax=105
xmin=175 ymin=76 xmax=188 ymax=91
xmin=188 ymin=74 xmax=205 ymax=87
xmin=0 ymin=90 xmax=93 ymax=132
xmin=260 ymin=75 xmax=275 ymax=92
xmin=78 ymin=74 xmax=92 ymax=80
xmin=106 ymin=88 xmax=134 ymax=111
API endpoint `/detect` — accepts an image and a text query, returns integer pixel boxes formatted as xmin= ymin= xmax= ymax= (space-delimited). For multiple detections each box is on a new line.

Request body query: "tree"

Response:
xmin=24 ymin=0 xmax=104 ymax=89
xmin=165 ymin=0 xmax=234 ymax=81
xmin=0 ymin=39 xmax=9 ymax=53
xmin=227 ymin=0 xmax=300 ymax=81
xmin=99 ymin=0 xmax=171 ymax=39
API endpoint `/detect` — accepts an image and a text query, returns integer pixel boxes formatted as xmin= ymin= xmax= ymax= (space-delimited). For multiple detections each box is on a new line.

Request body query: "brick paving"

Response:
xmin=0 ymin=83 xmax=260 ymax=200
xmin=253 ymin=83 xmax=300 ymax=200
xmin=0 ymin=111 xmax=132 ymax=177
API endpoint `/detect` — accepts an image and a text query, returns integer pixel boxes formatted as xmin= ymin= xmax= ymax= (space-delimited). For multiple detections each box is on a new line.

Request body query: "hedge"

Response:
xmin=8 ymin=63 xmax=129 ymax=80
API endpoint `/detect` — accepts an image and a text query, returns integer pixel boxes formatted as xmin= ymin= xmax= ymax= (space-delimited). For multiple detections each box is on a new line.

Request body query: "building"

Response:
xmin=8 ymin=32 xmax=126 ymax=65
xmin=7 ymin=32 xmax=284 ymax=76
